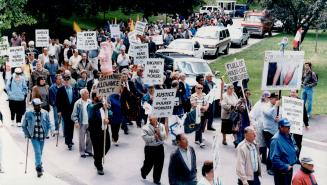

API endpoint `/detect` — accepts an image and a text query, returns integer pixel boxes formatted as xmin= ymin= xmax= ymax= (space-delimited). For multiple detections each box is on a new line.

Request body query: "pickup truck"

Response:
xmin=241 ymin=11 xmax=273 ymax=38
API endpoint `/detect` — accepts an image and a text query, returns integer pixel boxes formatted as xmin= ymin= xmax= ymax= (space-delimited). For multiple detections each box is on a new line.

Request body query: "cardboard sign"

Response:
xmin=77 ymin=31 xmax=97 ymax=50
xmin=0 ymin=36 xmax=9 ymax=56
xmin=281 ymin=96 xmax=304 ymax=135
xmin=132 ymin=43 xmax=149 ymax=65
xmin=9 ymin=46 xmax=25 ymax=67
xmin=262 ymin=51 xmax=304 ymax=90
xmin=143 ymin=58 xmax=164 ymax=85
xmin=135 ymin=21 xmax=147 ymax=35
xmin=128 ymin=31 xmax=138 ymax=44
xmin=225 ymin=59 xmax=249 ymax=83
xmin=110 ymin=24 xmax=121 ymax=38
xmin=205 ymin=82 xmax=222 ymax=104
xmin=151 ymin=35 xmax=163 ymax=45
xmin=35 ymin=29 xmax=49 ymax=47
xmin=152 ymin=89 xmax=177 ymax=118
xmin=96 ymin=74 xmax=121 ymax=97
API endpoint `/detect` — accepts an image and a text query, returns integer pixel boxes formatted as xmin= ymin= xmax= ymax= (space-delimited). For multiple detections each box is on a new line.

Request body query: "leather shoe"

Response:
xmin=80 ymin=154 xmax=86 ymax=158
xmin=97 ymin=169 xmax=104 ymax=175
xmin=207 ymin=127 xmax=216 ymax=131
xmin=154 ymin=181 xmax=161 ymax=185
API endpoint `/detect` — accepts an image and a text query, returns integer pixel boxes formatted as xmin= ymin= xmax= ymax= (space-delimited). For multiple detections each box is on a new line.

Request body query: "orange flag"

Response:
xmin=73 ymin=21 xmax=81 ymax=33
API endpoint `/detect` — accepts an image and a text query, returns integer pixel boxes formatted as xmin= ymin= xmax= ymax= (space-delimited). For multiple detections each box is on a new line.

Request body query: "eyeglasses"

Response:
xmin=196 ymin=87 xmax=203 ymax=89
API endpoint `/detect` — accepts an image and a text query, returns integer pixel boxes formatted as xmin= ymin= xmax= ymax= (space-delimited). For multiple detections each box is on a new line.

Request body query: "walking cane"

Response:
xmin=56 ymin=116 xmax=61 ymax=147
xmin=25 ymin=138 xmax=29 ymax=174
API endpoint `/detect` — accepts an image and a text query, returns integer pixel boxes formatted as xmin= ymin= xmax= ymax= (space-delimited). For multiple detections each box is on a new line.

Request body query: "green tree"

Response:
xmin=0 ymin=0 xmax=36 ymax=32
xmin=262 ymin=0 xmax=327 ymax=41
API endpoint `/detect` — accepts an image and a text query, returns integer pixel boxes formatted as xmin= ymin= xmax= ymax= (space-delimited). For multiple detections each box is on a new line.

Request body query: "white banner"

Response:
xmin=110 ymin=24 xmax=121 ymax=38
xmin=96 ymin=74 xmax=121 ymax=97
xmin=281 ymin=96 xmax=304 ymax=135
xmin=9 ymin=46 xmax=25 ymax=67
xmin=262 ymin=51 xmax=304 ymax=90
xmin=152 ymin=89 xmax=177 ymax=118
xmin=151 ymin=35 xmax=163 ymax=45
xmin=135 ymin=21 xmax=147 ymax=35
xmin=225 ymin=59 xmax=249 ymax=83
xmin=35 ymin=29 xmax=49 ymax=47
xmin=132 ymin=43 xmax=149 ymax=65
xmin=143 ymin=58 xmax=164 ymax=85
xmin=77 ymin=31 xmax=97 ymax=50
xmin=0 ymin=36 xmax=9 ymax=56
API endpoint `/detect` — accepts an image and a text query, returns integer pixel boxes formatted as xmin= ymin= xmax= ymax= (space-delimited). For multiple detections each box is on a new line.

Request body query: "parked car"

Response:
xmin=235 ymin=4 xmax=249 ymax=17
xmin=155 ymin=53 xmax=219 ymax=87
xmin=229 ymin=27 xmax=250 ymax=48
xmin=156 ymin=39 xmax=204 ymax=58
xmin=241 ymin=11 xmax=273 ymax=38
xmin=192 ymin=26 xmax=231 ymax=57
xmin=199 ymin=6 xmax=222 ymax=15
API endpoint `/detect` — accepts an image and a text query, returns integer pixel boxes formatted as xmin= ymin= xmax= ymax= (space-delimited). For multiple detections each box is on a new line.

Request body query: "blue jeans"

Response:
xmin=302 ymin=87 xmax=313 ymax=117
xmin=31 ymin=139 xmax=45 ymax=168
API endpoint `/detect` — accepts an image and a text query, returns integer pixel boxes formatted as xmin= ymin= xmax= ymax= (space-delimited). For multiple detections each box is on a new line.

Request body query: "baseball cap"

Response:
xmin=278 ymin=119 xmax=291 ymax=127
xmin=301 ymin=157 xmax=314 ymax=165
xmin=32 ymin=98 xmax=43 ymax=106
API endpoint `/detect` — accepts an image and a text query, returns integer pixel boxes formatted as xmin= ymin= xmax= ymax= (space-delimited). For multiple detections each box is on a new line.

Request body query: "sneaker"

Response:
xmin=16 ymin=122 xmax=22 ymax=127
xmin=195 ymin=141 xmax=200 ymax=145
xmin=200 ymin=143 xmax=206 ymax=148
xmin=97 ymin=169 xmax=104 ymax=175
xmin=36 ymin=167 xmax=43 ymax=178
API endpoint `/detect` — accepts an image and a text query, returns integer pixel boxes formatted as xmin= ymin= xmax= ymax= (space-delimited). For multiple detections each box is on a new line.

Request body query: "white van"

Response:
xmin=192 ymin=26 xmax=231 ymax=57
xmin=199 ymin=6 xmax=222 ymax=14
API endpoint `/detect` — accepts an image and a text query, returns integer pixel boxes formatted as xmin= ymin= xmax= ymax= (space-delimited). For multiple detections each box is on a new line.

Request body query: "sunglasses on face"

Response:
xmin=196 ymin=87 xmax=203 ymax=89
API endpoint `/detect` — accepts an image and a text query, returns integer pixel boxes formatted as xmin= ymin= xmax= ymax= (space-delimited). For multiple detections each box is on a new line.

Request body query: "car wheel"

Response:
xmin=244 ymin=39 xmax=248 ymax=45
xmin=269 ymin=31 xmax=272 ymax=37
xmin=239 ymin=41 xmax=243 ymax=48
xmin=261 ymin=32 xmax=265 ymax=38
xmin=215 ymin=48 xmax=220 ymax=57
xmin=224 ymin=45 xmax=229 ymax=55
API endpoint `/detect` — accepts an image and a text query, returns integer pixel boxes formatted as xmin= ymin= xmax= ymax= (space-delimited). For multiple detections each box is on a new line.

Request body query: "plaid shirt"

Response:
xmin=33 ymin=112 xmax=45 ymax=141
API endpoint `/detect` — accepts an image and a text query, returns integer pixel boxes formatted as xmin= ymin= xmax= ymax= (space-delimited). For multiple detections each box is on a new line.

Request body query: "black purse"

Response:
xmin=229 ymin=111 xmax=240 ymax=132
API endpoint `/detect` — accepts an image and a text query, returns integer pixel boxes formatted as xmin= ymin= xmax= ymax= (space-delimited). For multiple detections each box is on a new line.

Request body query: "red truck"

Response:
xmin=241 ymin=11 xmax=273 ymax=38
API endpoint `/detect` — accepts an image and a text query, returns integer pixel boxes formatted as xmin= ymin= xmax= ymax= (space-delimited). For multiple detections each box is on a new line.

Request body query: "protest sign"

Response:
xmin=35 ymin=29 xmax=49 ymax=47
xmin=143 ymin=58 xmax=164 ymax=85
xmin=135 ymin=21 xmax=147 ymax=35
xmin=9 ymin=46 xmax=25 ymax=67
xmin=281 ymin=96 xmax=304 ymax=135
xmin=225 ymin=59 xmax=249 ymax=83
xmin=0 ymin=36 xmax=9 ymax=56
xmin=128 ymin=31 xmax=138 ymax=44
xmin=151 ymin=35 xmax=163 ymax=45
xmin=132 ymin=43 xmax=149 ymax=65
xmin=96 ymin=74 xmax=121 ymax=97
xmin=110 ymin=24 xmax=121 ymax=38
xmin=262 ymin=51 xmax=304 ymax=90
xmin=212 ymin=134 xmax=222 ymax=185
xmin=152 ymin=89 xmax=177 ymax=118
xmin=77 ymin=31 xmax=97 ymax=50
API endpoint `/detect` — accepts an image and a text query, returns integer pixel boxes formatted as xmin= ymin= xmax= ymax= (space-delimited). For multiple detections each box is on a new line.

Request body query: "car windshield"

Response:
xmin=245 ymin=15 xmax=263 ymax=23
xmin=195 ymin=28 xmax=218 ymax=39
xmin=168 ymin=41 xmax=193 ymax=51
xmin=229 ymin=29 xmax=242 ymax=37
xmin=178 ymin=61 xmax=211 ymax=75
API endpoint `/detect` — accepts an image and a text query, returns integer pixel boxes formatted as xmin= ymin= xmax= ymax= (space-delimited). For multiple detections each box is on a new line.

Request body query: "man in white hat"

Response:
xmin=22 ymin=98 xmax=51 ymax=177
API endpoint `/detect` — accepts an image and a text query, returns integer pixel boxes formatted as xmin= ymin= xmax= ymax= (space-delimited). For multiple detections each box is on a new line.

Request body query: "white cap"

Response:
xmin=32 ymin=98 xmax=43 ymax=106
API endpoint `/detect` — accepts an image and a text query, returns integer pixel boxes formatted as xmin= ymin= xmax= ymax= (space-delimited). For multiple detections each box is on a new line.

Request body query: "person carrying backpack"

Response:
xmin=5 ymin=67 xmax=28 ymax=127
xmin=302 ymin=62 xmax=318 ymax=118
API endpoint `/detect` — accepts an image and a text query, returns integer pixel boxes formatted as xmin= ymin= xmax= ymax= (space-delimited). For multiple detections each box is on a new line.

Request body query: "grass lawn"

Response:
xmin=210 ymin=31 xmax=327 ymax=115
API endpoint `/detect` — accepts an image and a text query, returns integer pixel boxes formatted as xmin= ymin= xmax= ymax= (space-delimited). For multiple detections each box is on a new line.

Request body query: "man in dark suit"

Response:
xmin=133 ymin=66 xmax=147 ymax=127
xmin=56 ymin=74 xmax=79 ymax=150
xmin=168 ymin=134 xmax=197 ymax=185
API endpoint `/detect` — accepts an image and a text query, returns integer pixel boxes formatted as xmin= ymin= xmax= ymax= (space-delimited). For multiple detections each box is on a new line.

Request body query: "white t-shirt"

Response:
xmin=82 ymin=100 xmax=89 ymax=125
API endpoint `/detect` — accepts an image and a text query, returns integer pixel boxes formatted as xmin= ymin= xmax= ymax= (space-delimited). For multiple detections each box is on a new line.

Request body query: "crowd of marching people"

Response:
xmin=0 ymin=9 xmax=320 ymax=185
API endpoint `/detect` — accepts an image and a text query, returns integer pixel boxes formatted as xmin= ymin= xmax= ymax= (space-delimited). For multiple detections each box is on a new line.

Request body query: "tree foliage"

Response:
xmin=262 ymin=0 xmax=327 ymax=40
xmin=0 ymin=0 xmax=36 ymax=32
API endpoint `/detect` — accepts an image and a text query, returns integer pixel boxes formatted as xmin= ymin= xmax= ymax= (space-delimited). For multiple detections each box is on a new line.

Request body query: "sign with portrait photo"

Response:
xmin=262 ymin=51 xmax=304 ymax=90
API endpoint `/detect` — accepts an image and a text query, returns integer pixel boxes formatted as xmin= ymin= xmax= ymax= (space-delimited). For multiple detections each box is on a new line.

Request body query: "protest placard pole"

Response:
xmin=56 ymin=116 xmax=61 ymax=147
xmin=25 ymin=138 xmax=29 ymax=174
xmin=239 ymin=81 xmax=251 ymax=125
xmin=277 ymin=90 xmax=282 ymax=116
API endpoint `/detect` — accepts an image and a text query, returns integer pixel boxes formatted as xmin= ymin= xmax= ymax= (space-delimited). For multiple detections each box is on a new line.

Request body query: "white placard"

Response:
xmin=225 ymin=59 xmax=249 ymax=83
xmin=35 ymin=29 xmax=49 ymax=47
xmin=96 ymin=74 xmax=121 ymax=97
xmin=77 ymin=31 xmax=97 ymax=50
xmin=128 ymin=31 xmax=138 ymax=43
xmin=9 ymin=46 xmax=25 ymax=67
xmin=262 ymin=51 xmax=304 ymax=90
xmin=110 ymin=24 xmax=121 ymax=38
xmin=152 ymin=89 xmax=177 ymax=118
xmin=143 ymin=58 xmax=164 ymax=85
xmin=135 ymin=21 xmax=147 ymax=35
xmin=281 ymin=96 xmax=304 ymax=135
xmin=0 ymin=36 xmax=9 ymax=56
xmin=132 ymin=43 xmax=148 ymax=65
xmin=205 ymin=83 xmax=222 ymax=104
xmin=151 ymin=35 xmax=163 ymax=45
